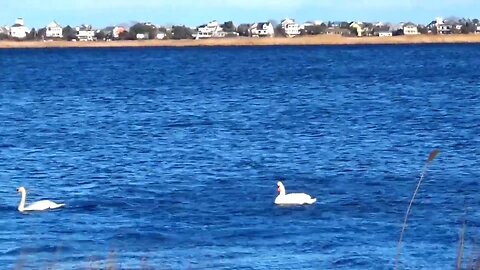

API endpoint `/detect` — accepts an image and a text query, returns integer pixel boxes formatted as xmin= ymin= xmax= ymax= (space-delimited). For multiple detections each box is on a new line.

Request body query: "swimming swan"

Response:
xmin=274 ymin=181 xmax=317 ymax=205
xmin=17 ymin=187 xmax=65 ymax=212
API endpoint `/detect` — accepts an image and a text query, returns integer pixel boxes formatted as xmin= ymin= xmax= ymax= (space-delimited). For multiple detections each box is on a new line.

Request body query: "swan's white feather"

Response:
xmin=23 ymin=200 xmax=64 ymax=211
xmin=17 ymin=187 xmax=65 ymax=212
xmin=275 ymin=181 xmax=317 ymax=205
xmin=275 ymin=193 xmax=317 ymax=205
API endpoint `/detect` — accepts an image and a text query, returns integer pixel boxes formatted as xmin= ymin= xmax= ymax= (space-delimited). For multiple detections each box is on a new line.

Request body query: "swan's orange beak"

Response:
xmin=277 ymin=186 xmax=280 ymax=193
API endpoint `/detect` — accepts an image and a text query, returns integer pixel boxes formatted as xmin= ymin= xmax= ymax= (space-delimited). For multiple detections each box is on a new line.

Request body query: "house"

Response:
xmin=300 ymin=20 xmax=323 ymax=30
xmin=237 ymin=23 xmax=252 ymax=36
xmin=249 ymin=22 xmax=274 ymax=37
xmin=10 ymin=18 xmax=29 ymax=39
xmin=76 ymin=25 xmax=95 ymax=41
xmin=99 ymin=26 xmax=114 ymax=40
xmin=378 ymin=31 xmax=393 ymax=37
xmin=437 ymin=23 xmax=452 ymax=34
xmin=112 ymin=26 xmax=126 ymax=39
xmin=429 ymin=17 xmax=453 ymax=34
xmin=476 ymin=25 xmax=480 ymax=34
xmin=280 ymin=18 xmax=300 ymax=37
xmin=0 ymin=26 xmax=9 ymax=35
xmin=325 ymin=27 xmax=350 ymax=36
xmin=136 ymin=33 xmax=149 ymax=40
xmin=196 ymin=20 xmax=225 ymax=39
xmin=156 ymin=32 xmax=166 ymax=39
xmin=299 ymin=21 xmax=313 ymax=31
xmin=301 ymin=22 xmax=327 ymax=35
xmin=0 ymin=26 xmax=9 ymax=40
xmin=45 ymin=21 xmax=63 ymax=38
xmin=349 ymin=22 xmax=366 ymax=37
xmin=331 ymin=21 xmax=350 ymax=28
xmin=452 ymin=23 xmax=465 ymax=34
xmin=402 ymin=22 xmax=418 ymax=35
xmin=373 ymin=25 xmax=391 ymax=36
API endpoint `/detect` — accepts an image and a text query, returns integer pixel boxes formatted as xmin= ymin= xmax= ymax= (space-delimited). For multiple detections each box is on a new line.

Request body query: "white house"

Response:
xmin=402 ymin=22 xmax=419 ymax=35
xmin=156 ymin=32 xmax=166 ymax=39
xmin=76 ymin=25 xmax=95 ymax=41
xmin=350 ymin=22 xmax=366 ymax=37
xmin=476 ymin=25 xmax=480 ymax=34
xmin=437 ymin=24 xmax=452 ymax=34
xmin=136 ymin=33 xmax=149 ymax=40
xmin=196 ymin=20 xmax=225 ymax=39
xmin=112 ymin=26 xmax=127 ymax=39
xmin=378 ymin=31 xmax=393 ymax=37
xmin=300 ymin=20 xmax=323 ymax=29
xmin=46 ymin=21 xmax=63 ymax=38
xmin=249 ymin=22 xmax=274 ymax=37
xmin=10 ymin=18 xmax=29 ymax=39
xmin=325 ymin=27 xmax=350 ymax=36
xmin=281 ymin=18 xmax=300 ymax=37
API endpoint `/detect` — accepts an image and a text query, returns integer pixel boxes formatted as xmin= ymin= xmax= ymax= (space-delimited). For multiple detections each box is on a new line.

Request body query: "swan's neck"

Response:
xmin=18 ymin=191 xmax=26 ymax=212
xmin=278 ymin=185 xmax=286 ymax=196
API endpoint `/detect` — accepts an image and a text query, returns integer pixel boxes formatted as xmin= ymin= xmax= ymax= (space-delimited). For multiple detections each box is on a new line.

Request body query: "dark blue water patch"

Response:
xmin=0 ymin=44 xmax=479 ymax=269
xmin=2 ymin=244 xmax=72 ymax=256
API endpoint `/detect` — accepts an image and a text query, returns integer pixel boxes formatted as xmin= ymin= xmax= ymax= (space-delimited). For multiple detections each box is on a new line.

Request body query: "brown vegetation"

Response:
xmin=2 ymin=34 xmax=480 ymax=49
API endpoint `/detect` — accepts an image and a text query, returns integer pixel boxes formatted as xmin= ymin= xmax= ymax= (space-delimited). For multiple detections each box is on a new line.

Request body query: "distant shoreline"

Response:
xmin=2 ymin=34 xmax=480 ymax=48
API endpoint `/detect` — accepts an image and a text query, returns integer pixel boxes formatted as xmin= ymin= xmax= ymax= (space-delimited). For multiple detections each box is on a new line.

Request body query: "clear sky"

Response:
xmin=1 ymin=0 xmax=479 ymax=28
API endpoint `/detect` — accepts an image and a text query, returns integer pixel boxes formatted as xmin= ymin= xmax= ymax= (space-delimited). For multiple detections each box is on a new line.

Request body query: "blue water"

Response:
xmin=0 ymin=45 xmax=479 ymax=269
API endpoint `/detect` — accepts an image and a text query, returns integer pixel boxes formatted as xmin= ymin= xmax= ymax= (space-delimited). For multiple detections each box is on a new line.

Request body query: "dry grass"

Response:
xmin=456 ymin=218 xmax=467 ymax=270
xmin=455 ymin=213 xmax=480 ymax=270
xmin=2 ymin=34 xmax=480 ymax=49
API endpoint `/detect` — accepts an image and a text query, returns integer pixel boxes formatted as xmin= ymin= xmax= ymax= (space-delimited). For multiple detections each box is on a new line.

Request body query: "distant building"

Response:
xmin=299 ymin=21 xmax=317 ymax=31
xmin=10 ymin=18 xmax=29 ymax=39
xmin=349 ymin=22 xmax=365 ymax=37
xmin=196 ymin=20 xmax=225 ymax=39
xmin=437 ymin=23 xmax=452 ymax=34
xmin=378 ymin=31 xmax=393 ymax=37
xmin=429 ymin=17 xmax=453 ymax=35
xmin=113 ymin=26 xmax=126 ymax=39
xmin=249 ymin=22 xmax=274 ymax=37
xmin=325 ymin=27 xmax=350 ymax=36
xmin=280 ymin=18 xmax=300 ymax=37
xmin=237 ymin=24 xmax=252 ymax=36
xmin=46 ymin=21 xmax=63 ymax=38
xmin=303 ymin=20 xmax=323 ymax=27
xmin=76 ymin=25 xmax=95 ymax=41
xmin=402 ymin=22 xmax=419 ymax=35
xmin=156 ymin=32 xmax=166 ymax=39
xmin=0 ymin=26 xmax=9 ymax=36
xmin=136 ymin=33 xmax=149 ymax=40
xmin=373 ymin=25 xmax=392 ymax=36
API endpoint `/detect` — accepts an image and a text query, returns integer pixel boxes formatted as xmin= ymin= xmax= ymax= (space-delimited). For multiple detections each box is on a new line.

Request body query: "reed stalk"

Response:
xmin=394 ymin=149 xmax=440 ymax=270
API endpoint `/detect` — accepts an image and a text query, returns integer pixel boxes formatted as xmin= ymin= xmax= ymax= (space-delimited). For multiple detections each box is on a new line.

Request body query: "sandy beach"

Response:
xmin=1 ymin=34 xmax=480 ymax=48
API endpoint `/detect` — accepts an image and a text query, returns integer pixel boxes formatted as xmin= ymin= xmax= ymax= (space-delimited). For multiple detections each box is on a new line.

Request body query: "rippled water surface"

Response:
xmin=0 ymin=45 xmax=479 ymax=269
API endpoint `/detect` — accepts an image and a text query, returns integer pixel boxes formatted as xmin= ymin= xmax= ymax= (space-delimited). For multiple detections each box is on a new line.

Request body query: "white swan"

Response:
xmin=17 ymin=187 xmax=65 ymax=212
xmin=274 ymin=181 xmax=317 ymax=205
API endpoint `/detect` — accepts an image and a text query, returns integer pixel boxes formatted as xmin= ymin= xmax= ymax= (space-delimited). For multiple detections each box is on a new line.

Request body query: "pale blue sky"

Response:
xmin=1 ymin=0 xmax=478 ymax=28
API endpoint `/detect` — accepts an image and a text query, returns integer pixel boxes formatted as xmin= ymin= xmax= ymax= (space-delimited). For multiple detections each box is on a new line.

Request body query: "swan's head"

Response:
xmin=277 ymin=181 xmax=285 ymax=194
xmin=16 ymin=187 xmax=26 ymax=194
